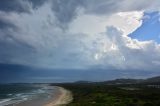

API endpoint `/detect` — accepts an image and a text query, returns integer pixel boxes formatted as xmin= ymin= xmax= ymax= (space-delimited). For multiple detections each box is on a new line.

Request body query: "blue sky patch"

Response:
xmin=130 ymin=11 xmax=160 ymax=43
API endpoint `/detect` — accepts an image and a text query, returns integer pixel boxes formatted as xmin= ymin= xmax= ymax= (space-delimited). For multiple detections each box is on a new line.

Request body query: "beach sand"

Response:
xmin=45 ymin=87 xmax=73 ymax=106
xmin=9 ymin=86 xmax=72 ymax=106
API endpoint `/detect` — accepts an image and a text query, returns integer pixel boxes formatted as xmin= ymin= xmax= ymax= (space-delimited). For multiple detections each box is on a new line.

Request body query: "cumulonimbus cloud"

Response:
xmin=0 ymin=0 xmax=160 ymax=71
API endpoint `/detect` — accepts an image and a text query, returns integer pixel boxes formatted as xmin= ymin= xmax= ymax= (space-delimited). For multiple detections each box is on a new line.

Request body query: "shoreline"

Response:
xmin=45 ymin=87 xmax=73 ymax=106
xmin=7 ymin=86 xmax=72 ymax=106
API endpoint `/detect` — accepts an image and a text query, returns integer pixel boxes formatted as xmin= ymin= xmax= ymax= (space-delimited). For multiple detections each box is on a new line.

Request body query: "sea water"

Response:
xmin=0 ymin=84 xmax=53 ymax=106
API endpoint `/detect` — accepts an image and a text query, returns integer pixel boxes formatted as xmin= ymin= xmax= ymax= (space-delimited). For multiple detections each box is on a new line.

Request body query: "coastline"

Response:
xmin=45 ymin=87 xmax=73 ymax=106
xmin=7 ymin=86 xmax=72 ymax=106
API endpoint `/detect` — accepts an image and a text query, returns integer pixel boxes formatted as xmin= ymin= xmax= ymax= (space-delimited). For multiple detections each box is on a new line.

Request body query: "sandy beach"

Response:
xmin=45 ymin=87 xmax=73 ymax=106
xmin=8 ymin=86 xmax=72 ymax=106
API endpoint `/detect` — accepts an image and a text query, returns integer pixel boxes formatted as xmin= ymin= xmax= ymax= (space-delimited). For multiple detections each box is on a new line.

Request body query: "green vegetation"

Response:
xmin=57 ymin=83 xmax=160 ymax=106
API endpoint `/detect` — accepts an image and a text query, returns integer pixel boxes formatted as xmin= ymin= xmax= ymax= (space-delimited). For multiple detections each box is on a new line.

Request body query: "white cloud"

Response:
xmin=69 ymin=10 xmax=143 ymax=36
xmin=0 ymin=0 xmax=160 ymax=71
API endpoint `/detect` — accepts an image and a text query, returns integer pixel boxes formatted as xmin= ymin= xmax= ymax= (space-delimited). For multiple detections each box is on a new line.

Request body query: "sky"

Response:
xmin=1 ymin=0 xmax=160 ymax=83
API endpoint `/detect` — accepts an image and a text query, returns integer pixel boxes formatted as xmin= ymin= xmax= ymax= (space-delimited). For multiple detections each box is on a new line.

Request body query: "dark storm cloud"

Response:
xmin=0 ymin=0 xmax=158 ymax=28
xmin=0 ymin=0 xmax=48 ymax=13
xmin=0 ymin=63 xmax=34 ymax=83
xmin=51 ymin=0 xmax=85 ymax=28
xmin=50 ymin=0 xmax=120 ymax=28
xmin=83 ymin=0 xmax=122 ymax=15
xmin=0 ymin=18 xmax=18 ymax=30
xmin=0 ymin=63 xmax=158 ymax=83
xmin=28 ymin=0 xmax=47 ymax=9
xmin=0 ymin=0 xmax=31 ymax=13
xmin=0 ymin=34 xmax=36 ymax=64
xmin=48 ymin=0 xmax=156 ymax=29
xmin=0 ymin=0 xmax=149 ymax=30
xmin=0 ymin=0 xmax=160 ymax=81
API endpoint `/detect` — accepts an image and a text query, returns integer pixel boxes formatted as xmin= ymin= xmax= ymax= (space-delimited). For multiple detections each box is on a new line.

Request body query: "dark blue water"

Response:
xmin=0 ymin=84 xmax=39 ymax=99
xmin=0 ymin=84 xmax=52 ymax=106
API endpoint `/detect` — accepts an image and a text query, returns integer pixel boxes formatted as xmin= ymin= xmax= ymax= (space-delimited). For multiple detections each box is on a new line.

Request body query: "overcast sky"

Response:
xmin=1 ymin=0 xmax=160 ymax=83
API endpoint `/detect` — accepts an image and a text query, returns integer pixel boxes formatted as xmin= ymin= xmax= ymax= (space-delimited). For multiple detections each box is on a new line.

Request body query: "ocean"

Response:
xmin=0 ymin=84 xmax=55 ymax=106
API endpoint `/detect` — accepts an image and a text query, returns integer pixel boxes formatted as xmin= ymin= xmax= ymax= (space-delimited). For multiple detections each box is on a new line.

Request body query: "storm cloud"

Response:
xmin=0 ymin=0 xmax=160 ymax=75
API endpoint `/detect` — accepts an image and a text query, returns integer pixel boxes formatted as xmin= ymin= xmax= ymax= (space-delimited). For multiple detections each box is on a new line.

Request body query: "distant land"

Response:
xmin=53 ymin=76 xmax=160 ymax=106
xmin=72 ymin=76 xmax=160 ymax=85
